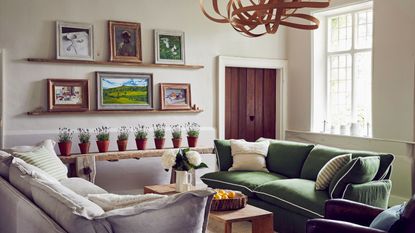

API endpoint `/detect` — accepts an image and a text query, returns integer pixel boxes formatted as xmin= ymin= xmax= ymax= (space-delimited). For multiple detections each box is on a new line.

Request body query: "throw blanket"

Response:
xmin=88 ymin=193 xmax=167 ymax=211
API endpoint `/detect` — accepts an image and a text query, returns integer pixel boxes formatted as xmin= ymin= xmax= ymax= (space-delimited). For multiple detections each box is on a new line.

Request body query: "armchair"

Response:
xmin=306 ymin=196 xmax=415 ymax=233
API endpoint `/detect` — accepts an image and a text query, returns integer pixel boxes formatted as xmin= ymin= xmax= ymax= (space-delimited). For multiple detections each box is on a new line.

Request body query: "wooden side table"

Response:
xmin=209 ymin=204 xmax=274 ymax=233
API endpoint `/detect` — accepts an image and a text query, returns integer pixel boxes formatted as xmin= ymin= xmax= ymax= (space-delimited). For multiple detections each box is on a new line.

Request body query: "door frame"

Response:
xmin=217 ymin=56 xmax=288 ymax=140
xmin=0 ymin=49 xmax=4 ymax=148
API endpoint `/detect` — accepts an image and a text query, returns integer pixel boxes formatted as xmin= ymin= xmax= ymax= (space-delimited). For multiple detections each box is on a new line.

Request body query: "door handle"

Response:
xmin=249 ymin=116 xmax=255 ymax=121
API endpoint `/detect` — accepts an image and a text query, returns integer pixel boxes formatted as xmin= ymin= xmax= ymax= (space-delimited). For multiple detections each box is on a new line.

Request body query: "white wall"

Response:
xmin=0 ymin=0 xmax=286 ymax=192
xmin=286 ymin=0 xmax=415 ymax=201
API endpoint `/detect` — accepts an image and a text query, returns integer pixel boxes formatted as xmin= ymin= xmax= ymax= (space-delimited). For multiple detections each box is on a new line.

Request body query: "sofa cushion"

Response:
xmin=261 ymin=139 xmax=314 ymax=178
xmin=300 ymin=145 xmax=349 ymax=180
xmin=31 ymin=178 xmax=109 ymax=233
xmin=214 ymin=140 xmax=233 ymax=171
xmin=0 ymin=150 xmax=13 ymax=180
xmin=88 ymin=193 xmax=167 ymax=211
xmin=201 ymin=171 xmax=286 ymax=197
xmin=254 ymin=179 xmax=328 ymax=218
xmin=350 ymin=151 xmax=394 ymax=180
xmin=9 ymin=157 xmax=60 ymax=200
xmin=60 ymin=177 xmax=108 ymax=197
xmin=97 ymin=190 xmax=214 ymax=233
xmin=229 ymin=140 xmax=270 ymax=172
xmin=329 ymin=156 xmax=380 ymax=198
xmin=315 ymin=154 xmax=352 ymax=190
xmin=13 ymin=140 xmax=68 ymax=180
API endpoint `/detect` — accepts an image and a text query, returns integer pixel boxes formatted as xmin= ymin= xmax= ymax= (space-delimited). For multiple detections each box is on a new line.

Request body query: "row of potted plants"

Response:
xmin=57 ymin=122 xmax=201 ymax=156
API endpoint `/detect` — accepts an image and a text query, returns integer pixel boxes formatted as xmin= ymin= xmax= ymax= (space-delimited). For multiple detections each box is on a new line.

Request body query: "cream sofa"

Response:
xmin=0 ymin=151 xmax=214 ymax=233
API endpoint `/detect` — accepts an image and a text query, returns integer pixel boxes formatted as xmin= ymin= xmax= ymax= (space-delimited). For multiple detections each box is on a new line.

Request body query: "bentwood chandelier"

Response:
xmin=200 ymin=0 xmax=331 ymax=37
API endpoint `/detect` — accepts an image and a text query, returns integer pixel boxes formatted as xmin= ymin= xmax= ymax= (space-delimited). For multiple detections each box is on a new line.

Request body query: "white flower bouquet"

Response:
xmin=161 ymin=148 xmax=208 ymax=171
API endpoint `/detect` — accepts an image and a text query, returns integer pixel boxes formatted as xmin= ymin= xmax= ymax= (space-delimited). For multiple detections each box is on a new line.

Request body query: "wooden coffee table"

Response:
xmin=144 ymin=184 xmax=274 ymax=233
xmin=209 ymin=204 xmax=274 ymax=233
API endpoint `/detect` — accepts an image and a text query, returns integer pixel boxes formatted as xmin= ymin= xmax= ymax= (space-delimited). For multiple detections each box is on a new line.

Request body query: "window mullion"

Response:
xmin=351 ymin=11 xmax=356 ymax=123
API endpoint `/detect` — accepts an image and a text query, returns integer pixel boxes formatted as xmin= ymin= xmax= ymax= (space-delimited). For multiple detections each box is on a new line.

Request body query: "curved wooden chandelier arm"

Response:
xmin=200 ymin=0 xmax=331 ymax=37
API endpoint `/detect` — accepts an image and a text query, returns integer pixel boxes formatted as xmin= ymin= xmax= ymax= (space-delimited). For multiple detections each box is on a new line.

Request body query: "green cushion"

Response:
xmin=265 ymin=140 xmax=314 ymax=178
xmin=200 ymin=171 xmax=286 ymax=197
xmin=214 ymin=140 xmax=233 ymax=171
xmin=329 ymin=156 xmax=380 ymax=198
xmin=300 ymin=145 xmax=349 ymax=180
xmin=254 ymin=179 xmax=328 ymax=218
xmin=343 ymin=180 xmax=392 ymax=208
xmin=349 ymin=151 xmax=394 ymax=180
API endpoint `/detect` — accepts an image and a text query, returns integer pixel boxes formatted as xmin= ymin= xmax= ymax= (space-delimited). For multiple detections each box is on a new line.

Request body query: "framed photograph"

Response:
xmin=154 ymin=30 xmax=185 ymax=65
xmin=56 ymin=21 xmax=94 ymax=61
xmin=96 ymin=72 xmax=153 ymax=110
xmin=109 ymin=21 xmax=142 ymax=63
xmin=47 ymin=79 xmax=89 ymax=112
xmin=160 ymin=83 xmax=191 ymax=110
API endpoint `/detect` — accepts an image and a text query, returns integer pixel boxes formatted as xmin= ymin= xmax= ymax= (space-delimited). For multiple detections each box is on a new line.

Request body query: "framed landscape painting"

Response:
xmin=160 ymin=83 xmax=191 ymax=110
xmin=56 ymin=21 xmax=94 ymax=61
xmin=47 ymin=79 xmax=89 ymax=112
xmin=109 ymin=21 xmax=142 ymax=63
xmin=96 ymin=72 xmax=153 ymax=110
xmin=154 ymin=30 xmax=185 ymax=65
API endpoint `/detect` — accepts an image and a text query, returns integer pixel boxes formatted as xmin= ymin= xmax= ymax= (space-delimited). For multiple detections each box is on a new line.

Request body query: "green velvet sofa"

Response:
xmin=201 ymin=140 xmax=394 ymax=233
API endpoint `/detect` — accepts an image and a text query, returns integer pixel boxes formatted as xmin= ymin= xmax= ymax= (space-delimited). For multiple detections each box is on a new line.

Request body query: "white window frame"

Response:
xmin=312 ymin=1 xmax=373 ymax=136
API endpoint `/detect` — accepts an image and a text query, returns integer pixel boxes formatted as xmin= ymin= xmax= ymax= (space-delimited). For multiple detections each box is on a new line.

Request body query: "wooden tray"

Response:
xmin=211 ymin=191 xmax=248 ymax=211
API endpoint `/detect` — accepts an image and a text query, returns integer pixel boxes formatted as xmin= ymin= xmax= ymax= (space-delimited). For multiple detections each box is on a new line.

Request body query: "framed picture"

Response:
xmin=154 ymin=30 xmax=185 ymax=65
xmin=47 ymin=79 xmax=89 ymax=112
xmin=109 ymin=21 xmax=142 ymax=63
xmin=160 ymin=83 xmax=191 ymax=110
xmin=56 ymin=21 xmax=94 ymax=61
xmin=96 ymin=72 xmax=153 ymax=110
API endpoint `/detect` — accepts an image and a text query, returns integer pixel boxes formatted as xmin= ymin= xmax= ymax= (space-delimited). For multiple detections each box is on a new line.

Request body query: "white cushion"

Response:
xmin=61 ymin=177 xmax=108 ymax=197
xmin=0 ymin=150 xmax=13 ymax=180
xmin=229 ymin=140 xmax=270 ymax=172
xmin=315 ymin=154 xmax=352 ymax=190
xmin=31 ymin=178 xmax=108 ymax=233
xmin=9 ymin=157 xmax=60 ymax=199
xmin=88 ymin=193 xmax=167 ymax=211
xmin=13 ymin=139 xmax=68 ymax=180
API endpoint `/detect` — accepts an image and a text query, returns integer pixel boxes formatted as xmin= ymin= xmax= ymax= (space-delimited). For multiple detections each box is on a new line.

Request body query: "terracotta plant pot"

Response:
xmin=135 ymin=139 xmax=147 ymax=150
xmin=172 ymin=138 xmax=182 ymax=148
xmin=78 ymin=142 xmax=90 ymax=154
xmin=154 ymin=138 xmax=165 ymax=149
xmin=117 ymin=140 xmax=128 ymax=151
xmin=58 ymin=141 xmax=72 ymax=156
xmin=187 ymin=136 xmax=198 ymax=147
xmin=96 ymin=140 xmax=109 ymax=153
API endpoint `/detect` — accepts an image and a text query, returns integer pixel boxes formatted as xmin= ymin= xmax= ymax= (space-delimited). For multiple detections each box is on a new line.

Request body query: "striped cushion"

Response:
xmin=13 ymin=146 xmax=68 ymax=180
xmin=315 ymin=154 xmax=351 ymax=190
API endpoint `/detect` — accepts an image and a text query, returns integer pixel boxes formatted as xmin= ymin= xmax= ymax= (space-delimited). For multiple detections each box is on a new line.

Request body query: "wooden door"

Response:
xmin=225 ymin=67 xmax=277 ymax=141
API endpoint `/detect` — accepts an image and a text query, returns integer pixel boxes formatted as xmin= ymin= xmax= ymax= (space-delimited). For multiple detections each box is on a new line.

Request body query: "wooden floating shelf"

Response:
xmin=26 ymin=58 xmax=204 ymax=69
xmin=27 ymin=109 xmax=204 ymax=116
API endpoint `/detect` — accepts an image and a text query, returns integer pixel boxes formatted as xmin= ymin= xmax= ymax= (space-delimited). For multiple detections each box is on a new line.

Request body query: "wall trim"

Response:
xmin=217 ymin=56 xmax=288 ymax=140
xmin=0 ymin=49 xmax=4 ymax=148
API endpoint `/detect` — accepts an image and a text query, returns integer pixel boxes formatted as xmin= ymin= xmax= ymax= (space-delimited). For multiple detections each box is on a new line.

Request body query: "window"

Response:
xmin=313 ymin=2 xmax=373 ymax=137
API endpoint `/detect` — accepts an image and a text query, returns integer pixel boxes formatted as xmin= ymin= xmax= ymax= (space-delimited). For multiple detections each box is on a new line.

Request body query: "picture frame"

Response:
xmin=154 ymin=30 xmax=185 ymax=65
xmin=160 ymin=83 xmax=191 ymax=110
xmin=96 ymin=72 xmax=153 ymax=110
xmin=56 ymin=21 xmax=94 ymax=61
xmin=47 ymin=79 xmax=89 ymax=112
xmin=109 ymin=21 xmax=142 ymax=63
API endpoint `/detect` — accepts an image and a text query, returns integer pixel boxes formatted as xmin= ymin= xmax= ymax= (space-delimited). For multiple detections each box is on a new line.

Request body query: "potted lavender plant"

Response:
xmin=171 ymin=124 xmax=182 ymax=148
xmin=58 ymin=127 xmax=73 ymax=156
xmin=95 ymin=126 xmax=110 ymax=153
xmin=134 ymin=124 xmax=149 ymax=150
xmin=185 ymin=122 xmax=200 ymax=147
xmin=117 ymin=126 xmax=129 ymax=151
xmin=153 ymin=123 xmax=166 ymax=149
xmin=77 ymin=128 xmax=91 ymax=154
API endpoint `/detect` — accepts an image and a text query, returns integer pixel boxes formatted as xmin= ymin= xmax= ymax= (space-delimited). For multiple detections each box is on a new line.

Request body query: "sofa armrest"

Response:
xmin=325 ymin=199 xmax=384 ymax=226
xmin=306 ymin=219 xmax=387 ymax=233
xmin=343 ymin=180 xmax=392 ymax=209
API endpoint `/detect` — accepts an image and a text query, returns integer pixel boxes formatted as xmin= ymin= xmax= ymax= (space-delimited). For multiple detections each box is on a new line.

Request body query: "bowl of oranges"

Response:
xmin=210 ymin=189 xmax=247 ymax=211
